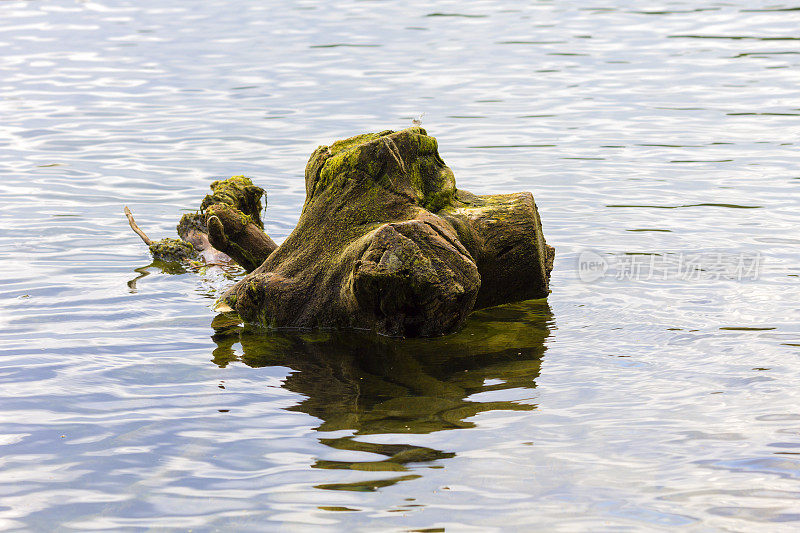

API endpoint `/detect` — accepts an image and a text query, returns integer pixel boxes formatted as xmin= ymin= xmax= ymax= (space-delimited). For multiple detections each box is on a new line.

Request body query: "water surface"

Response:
xmin=1 ymin=0 xmax=799 ymax=531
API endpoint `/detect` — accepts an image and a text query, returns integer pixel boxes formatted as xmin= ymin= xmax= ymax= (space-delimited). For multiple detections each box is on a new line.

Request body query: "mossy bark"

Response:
xmin=201 ymin=175 xmax=266 ymax=229
xmin=199 ymin=176 xmax=277 ymax=268
xmin=148 ymin=237 xmax=196 ymax=262
xmin=206 ymin=204 xmax=277 ymax=271
xmin=219 ymin=127 xmax=554 ymax=337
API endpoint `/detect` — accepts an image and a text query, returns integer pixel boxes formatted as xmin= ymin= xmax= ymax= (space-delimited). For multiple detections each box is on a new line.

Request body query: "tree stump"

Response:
xmin=213 ymin=127 xmax=554 ymax=336
xmin=127 ymin=127 xmax=553 ymax=336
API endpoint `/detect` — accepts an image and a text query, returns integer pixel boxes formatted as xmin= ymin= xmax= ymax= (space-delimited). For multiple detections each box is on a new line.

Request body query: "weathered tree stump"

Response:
xmin=216 ymin=127 xmax=553 ymax=336
xmin=127 ymin=127 xmax=553 ymax=337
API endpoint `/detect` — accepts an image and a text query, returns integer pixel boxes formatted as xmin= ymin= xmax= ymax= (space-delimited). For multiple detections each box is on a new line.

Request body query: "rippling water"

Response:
xmin=2 ymin=0 xmax=799 ymax=530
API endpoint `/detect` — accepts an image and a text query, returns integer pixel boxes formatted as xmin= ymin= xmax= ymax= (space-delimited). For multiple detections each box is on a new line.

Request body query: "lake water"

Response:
xmin=1 ymin=0 xmax=799 ymax=530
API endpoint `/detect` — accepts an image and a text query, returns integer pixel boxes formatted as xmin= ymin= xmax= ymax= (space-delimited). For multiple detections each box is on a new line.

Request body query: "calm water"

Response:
xmin=1 ymin=0 xmax=799 ymax=530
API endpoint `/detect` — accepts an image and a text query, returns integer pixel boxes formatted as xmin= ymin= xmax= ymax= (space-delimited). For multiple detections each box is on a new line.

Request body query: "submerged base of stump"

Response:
xmin=130 ymin=127 xmax=554 ymax=337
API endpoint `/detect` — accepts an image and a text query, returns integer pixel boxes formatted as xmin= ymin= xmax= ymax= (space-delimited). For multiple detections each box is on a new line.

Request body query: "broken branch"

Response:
xmin=124 ymin=206 xmax=153 ymax=246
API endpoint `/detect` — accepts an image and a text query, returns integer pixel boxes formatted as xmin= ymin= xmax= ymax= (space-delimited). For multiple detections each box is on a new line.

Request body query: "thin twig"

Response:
xmin=124 ymin=206 xmax=153 ymax=246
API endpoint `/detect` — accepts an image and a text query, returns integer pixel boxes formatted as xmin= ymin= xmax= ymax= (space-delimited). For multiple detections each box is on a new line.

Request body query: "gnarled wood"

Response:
xmin=218 ymin=127 xmax=553 ymax=336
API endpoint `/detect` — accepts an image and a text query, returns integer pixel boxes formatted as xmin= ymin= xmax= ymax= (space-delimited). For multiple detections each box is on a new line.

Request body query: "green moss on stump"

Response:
xmin=177 ymin=212 xmax=206 ymax=237
xmin=304 ymin=126 xmax=456 ymax=215
xmin=201 ymin=175 xmax=265 ymax=229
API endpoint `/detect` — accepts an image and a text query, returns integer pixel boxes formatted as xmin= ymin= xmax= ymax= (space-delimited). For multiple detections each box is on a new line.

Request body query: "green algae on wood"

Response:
xmin=201 ymin=175 xmax=266 ymax=229
xmin=148 ymin=237 xmax=196 ymax=262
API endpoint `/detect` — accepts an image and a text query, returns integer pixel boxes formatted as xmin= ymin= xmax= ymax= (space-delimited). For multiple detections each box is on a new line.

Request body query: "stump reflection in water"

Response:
xmin=211 ymin=299 xmax=552 ymax=491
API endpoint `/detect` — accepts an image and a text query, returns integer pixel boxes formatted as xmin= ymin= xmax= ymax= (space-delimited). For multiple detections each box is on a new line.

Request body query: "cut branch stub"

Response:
xmin=441 ymin=190 xmax=555 ymax=310
xmin=205 ymin=203 xmax=277 ymax=272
